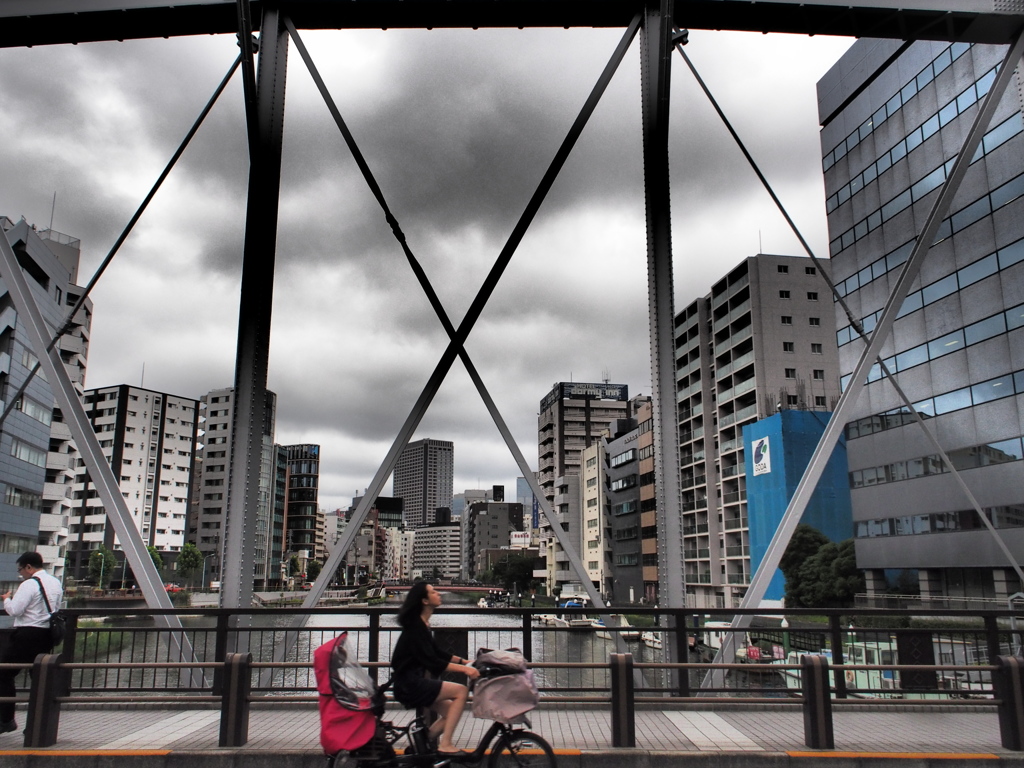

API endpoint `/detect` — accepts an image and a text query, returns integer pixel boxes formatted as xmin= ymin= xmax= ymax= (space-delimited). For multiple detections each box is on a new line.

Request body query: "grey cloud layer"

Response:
xmin=0 ymin=27 xmax=849 ymax=511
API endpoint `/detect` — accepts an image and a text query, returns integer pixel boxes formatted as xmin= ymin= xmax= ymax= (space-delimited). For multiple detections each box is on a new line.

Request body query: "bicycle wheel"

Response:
xmin=488 ymin=731 xmax=556 ymax=768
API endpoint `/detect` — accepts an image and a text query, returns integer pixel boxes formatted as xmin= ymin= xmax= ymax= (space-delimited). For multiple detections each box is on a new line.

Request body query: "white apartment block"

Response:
xmin=412 ymin=523 xmax=461 ymax=579
xmin=581 ymin=442 xmax=610 ymax=593
xmin=67 ymin=385 xmax=198 ymax=578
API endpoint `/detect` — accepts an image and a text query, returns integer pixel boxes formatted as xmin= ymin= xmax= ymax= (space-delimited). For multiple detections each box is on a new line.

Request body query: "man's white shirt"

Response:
xmin=3 ymin=570 xmax=63 ymax=627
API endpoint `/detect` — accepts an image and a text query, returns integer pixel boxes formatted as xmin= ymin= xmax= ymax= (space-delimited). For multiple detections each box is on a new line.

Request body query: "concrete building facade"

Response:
xmin=675 ymin=254 xmax=842 ymax=609
xmin=0 ymin=218 xmax=90 ymax=594
xmin=818 ymin=39 xmax=1024 ymax=605
xmin=188 ymin=387 xmax=279 ymax=588
xmin=393 ymin=438 xmax=454 ymax=529
xmin=537 ymin=381 xmax=630 ymax=594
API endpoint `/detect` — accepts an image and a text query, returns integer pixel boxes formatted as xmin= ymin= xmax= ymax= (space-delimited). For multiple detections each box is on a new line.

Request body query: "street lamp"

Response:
xmin=202 ymin=553 xmax=217 ymax=590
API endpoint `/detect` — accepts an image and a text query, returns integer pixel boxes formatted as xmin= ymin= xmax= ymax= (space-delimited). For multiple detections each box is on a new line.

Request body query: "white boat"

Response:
xmin=641 ymin=631 xmax=663 ymax=650
xmin=477 ymin=598 xmax=488 ymax=609
xmin=592 ymin=614 xmax=640 ymax=640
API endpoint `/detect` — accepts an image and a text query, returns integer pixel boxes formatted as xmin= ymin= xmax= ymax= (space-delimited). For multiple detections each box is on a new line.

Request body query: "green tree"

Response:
xmin=289 ymin=555 xmax=301 ymax=576
xmin=306 ymin=560 xmax=322 ymax=583
xmin=798 ymin=540 xmax=864 ymax=608
xmin=490 ymin=554 xmax=539 ymax=592
xmin=147 ymin=546 xmax=164 ymax=575
xmin=177 ymin=543 xmax=204 ymax=587
xmin=89 ymin=547 xmax=117 ymax=588
xmin=780 ymin=524 xmax=829 ymax=607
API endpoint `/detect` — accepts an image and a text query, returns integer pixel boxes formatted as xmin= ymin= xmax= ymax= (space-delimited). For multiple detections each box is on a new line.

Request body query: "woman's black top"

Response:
xmin=391 ymin=618 xmax=453 ymax=708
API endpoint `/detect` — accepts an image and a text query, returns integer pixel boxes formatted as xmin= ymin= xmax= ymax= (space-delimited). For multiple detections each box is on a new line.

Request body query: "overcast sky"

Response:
xmin=0 ymin=25 xmax=851 ymax=513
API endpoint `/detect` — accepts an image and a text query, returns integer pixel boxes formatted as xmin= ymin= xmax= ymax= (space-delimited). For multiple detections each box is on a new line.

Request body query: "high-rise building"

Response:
xmin=69 ymin=385 xmax=199 ymax=580
xmin=0 ymin=218 xmax=91 ymax=592
xmin=187 ymin=387 xmax=279 ymax=588
xmin=818 ymin=39 xmax=1024 ymax=606
xmin=675 ymin=254 xmax=842 ymax=609
xmin=392 ymin=438 xmax=454 ymax=528
xmin=284 ymin=444 xmax=325 ymax=561
xmin=537 ymin=382 xmax=630 ymax=593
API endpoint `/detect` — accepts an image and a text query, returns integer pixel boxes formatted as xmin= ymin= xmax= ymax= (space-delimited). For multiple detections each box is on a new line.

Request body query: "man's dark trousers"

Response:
xmin=0 ymin=627 xmax=53 ymax=724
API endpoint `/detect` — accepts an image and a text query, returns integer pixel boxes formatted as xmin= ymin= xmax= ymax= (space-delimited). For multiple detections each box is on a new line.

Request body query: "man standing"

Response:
xmin=0 ymin=552 xmax=62 ymax=735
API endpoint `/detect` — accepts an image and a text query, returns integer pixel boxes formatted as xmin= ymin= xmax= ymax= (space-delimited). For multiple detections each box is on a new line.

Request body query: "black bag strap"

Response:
xmin=32 ymin=576 xmax=55 ymax=615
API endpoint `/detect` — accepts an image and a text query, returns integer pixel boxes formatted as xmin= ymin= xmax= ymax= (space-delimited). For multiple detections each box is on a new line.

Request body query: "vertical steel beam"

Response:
xmin=222 ymin=2 xmax=288 ymax=614
xmin=641 ymin=0 xmax=685 ymax=617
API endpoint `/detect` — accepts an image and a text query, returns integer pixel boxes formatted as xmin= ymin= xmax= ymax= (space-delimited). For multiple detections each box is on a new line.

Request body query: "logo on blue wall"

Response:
xmin=753 ymin=437 xmax=771 ymax=476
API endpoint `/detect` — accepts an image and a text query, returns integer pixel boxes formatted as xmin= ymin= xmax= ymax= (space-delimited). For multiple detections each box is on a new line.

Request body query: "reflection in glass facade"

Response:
xmin=820 ymin=39 xmax=1024 ymax=605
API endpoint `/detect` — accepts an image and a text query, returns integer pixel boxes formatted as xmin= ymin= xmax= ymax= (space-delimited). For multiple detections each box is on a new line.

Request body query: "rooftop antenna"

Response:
xmin=49 ymin=192 xmax=56 ymax=232
xmin=758 ymin=229 xmax=763 ymax=254
xmin=602 ymin=368 xmax=611 ymax=384
xmin=140 ymin=362 xmax=145 ymax=388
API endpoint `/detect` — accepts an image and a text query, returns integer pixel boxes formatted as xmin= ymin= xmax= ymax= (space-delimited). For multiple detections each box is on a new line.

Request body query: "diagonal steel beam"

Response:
xmin=285 ymin=14 xmax=641 ymax=619
xmin=0 ymin=230 xmax=201 ymax=686
xmin=700 ymin=30 xmax=1024 ymax=685
xmin=258 ymin=18 xmax=643 ymax=680
xmin=674 ymin=33 xmax=1024 ymax=690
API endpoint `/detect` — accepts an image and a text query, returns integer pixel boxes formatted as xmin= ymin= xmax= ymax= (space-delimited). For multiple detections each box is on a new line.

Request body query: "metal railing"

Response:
xmin=1 ymin=605 xmax=1022 ymax=749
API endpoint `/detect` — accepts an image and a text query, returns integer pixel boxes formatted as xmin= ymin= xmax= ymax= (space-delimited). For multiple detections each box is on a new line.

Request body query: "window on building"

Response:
xmin=779 ymin=290 xmax=791 ymax=299
xmin=783 ymin=342 xmax=794 ymax=352
xmin=778 ymin=265 xmax=789 ymax=273
xmin=787 ymin=395 xmax=799 ymax=406
xmin=809 ymin=317 xmax=821 ymax=326
xmin=807 ymin=291 xmax=819 ymax=301
xmin=813 ymin=369 xmax=825 ymax=380
xmin=781 ymin=316 xmax=792 ymax=325
xmin=811 ymin=343 xmax=823 ymax=354
xmin=815 ymin=396 xmax=827 ymax=407
xmin=785 ymin=368 xmax=796 ymax=378
xmin=806 ymin=266 xmax=817 ymax=275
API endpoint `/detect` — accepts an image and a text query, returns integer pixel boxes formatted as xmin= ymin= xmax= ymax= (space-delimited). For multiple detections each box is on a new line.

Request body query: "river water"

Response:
xmin=70 ymin=591 xmax=785 ymax=696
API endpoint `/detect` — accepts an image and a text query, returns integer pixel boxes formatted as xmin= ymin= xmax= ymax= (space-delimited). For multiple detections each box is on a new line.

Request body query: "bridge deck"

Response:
xmin=0 ymin=703 xmax=1017 ymax=759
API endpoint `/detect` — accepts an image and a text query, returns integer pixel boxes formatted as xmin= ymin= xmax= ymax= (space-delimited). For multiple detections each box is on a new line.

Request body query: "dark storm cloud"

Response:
xmin=0 ymin=25 xmax=851 ymax=510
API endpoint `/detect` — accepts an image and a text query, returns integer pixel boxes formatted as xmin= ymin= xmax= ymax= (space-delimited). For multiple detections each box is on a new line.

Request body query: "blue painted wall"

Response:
xmin=742 ymin=411 xmax=852 ymax=601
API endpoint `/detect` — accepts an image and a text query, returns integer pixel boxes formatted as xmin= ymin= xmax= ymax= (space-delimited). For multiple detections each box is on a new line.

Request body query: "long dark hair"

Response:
xmin=397 ymin=581 xmax=432 ymax=628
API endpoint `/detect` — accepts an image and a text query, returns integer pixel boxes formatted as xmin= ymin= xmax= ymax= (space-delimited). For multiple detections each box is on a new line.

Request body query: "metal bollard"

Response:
xmin=24 ymin=653 xmax=65 ymax=748
xmin=800 ymin=653 xmax=834 ymax=749
xmin=610 ymin=652 xmax=635 ymax=747
xmin=220 ymin=652 xmax=252 ymax=747
xmin=994 ymin=655 xmax=1024 ymax=750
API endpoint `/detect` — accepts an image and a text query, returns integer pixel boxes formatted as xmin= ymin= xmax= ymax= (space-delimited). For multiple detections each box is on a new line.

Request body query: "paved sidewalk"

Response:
xmin=0 ymin=704 xmax=1018 ymax=757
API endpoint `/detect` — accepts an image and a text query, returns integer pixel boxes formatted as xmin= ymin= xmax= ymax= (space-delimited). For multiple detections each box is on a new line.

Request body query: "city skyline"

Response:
xmin=0 ymin=27 xmax=851 ymax=512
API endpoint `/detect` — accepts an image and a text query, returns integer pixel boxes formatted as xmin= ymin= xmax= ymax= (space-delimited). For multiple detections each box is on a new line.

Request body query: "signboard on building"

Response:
xmin=540 ymin=382 xmax=629 ymax=411
xmin=752 ymin=436 xmax=771 ymax=476
xmin=510 ymin=531 xmax=531 ymax=549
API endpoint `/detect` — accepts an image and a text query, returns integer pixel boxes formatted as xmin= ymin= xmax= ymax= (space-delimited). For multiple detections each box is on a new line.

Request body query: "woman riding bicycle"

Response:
xmin=392 ymin=582 xmax=480 ymax=754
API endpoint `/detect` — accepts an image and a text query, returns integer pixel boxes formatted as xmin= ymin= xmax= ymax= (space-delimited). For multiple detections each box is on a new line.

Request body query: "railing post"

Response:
xmin=829 ymin=613 xmax=847 ymax=699
xmin=676 ymin=612 xmax=691 ymax=697
xmin=24 ymin=653 xmax=65 ymax=748
xmin=610 ymin=652 xmax=635 ymax=747
xmin=522 ymin=610 xmax=533 ymax=662
xmin=212 ymin=610 xmax=230 ymax=696
xmin=994 ymin=655 xmax=1024 ymax=750
xmin=800 ymin=653 xmax=834 ymax=750
xmin=368 ymin=611 xmax=380 ymax=686
xmin=219 ymin=652 xmax=252 ymax=747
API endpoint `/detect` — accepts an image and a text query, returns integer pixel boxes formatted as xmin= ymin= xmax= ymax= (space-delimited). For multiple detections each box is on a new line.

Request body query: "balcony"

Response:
xmin=725 ymin=545 xmax=750 ymax=557
xmin=723 ymin=515 xmax=747 ymax=531
xmin=727 ymin=573 xmax=749 ymax=585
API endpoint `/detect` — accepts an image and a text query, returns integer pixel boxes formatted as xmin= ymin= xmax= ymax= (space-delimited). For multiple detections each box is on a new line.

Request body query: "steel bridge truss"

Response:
xmin=0 ymin=0 xmax=1022 ymax=664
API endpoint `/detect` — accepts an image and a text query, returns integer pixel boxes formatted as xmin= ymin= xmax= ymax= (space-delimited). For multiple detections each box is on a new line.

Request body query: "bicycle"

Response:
xmin=328 ymin=712 xmax=556 ymax=768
